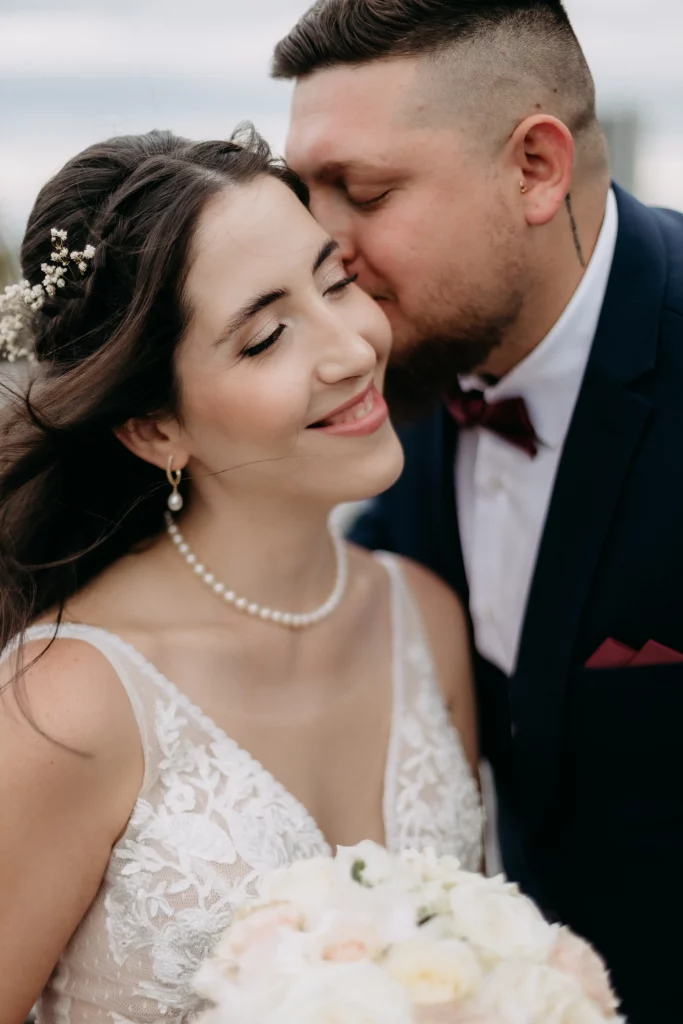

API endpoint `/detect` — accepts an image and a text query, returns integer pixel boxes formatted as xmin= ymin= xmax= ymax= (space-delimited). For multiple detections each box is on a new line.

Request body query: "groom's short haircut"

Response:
xmin=272 ymin=0 xmax=606 ymax=175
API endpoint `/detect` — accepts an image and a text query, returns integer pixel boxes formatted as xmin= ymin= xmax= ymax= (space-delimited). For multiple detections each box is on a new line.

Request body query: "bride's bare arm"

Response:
xmin=0 ymin=639 xmax=143 ymax=1024
xmin=397 ymin=559 xmax=479 ymax=775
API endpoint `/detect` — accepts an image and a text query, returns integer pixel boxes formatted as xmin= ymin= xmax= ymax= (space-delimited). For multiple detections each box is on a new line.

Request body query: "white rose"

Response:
xmin=383 ymin=937 xmax=483 ymax=1005
xmin=415 ymin=879 xmax=456 ymax=920
xmin=335 ymin=840 xmax=401 ymax=888
xmin=261 ymin=960 xmax=414 ymax=1024
xmin=448 ymin=884 xmax=556 ymax=964
xmin=193 ymin=957 xmax=239 ymax=1009
xmin=307 ymin=884 xmax=420 ymax=955
xmin=400 ymin=847 xmax=463 ymax=888
xmin=471 ymin=960 xmax=613 ymax=1024
xmin=258 ymin=856 xmax=340 ymax=922
xmin=193 ymin=955 xmax=294 ymax=1023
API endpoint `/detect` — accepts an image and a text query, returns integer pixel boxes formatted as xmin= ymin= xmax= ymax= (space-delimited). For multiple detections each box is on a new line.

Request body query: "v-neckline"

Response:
xmin=21 ymin=553 xmax=403 ymax=854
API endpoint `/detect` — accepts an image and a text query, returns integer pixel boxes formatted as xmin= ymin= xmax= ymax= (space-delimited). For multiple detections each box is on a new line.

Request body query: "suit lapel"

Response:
xmin=433 ymin=407 xmax=469 ymax=601
xmin=513 ymin=186 xmax=666 ymax=827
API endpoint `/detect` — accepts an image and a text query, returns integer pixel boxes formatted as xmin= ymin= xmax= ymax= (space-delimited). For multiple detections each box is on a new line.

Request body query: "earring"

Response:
xmin=166 ymin=456 xmax=183 ymax=512
xmin=520 ymin=181 xmax=528 ymax=194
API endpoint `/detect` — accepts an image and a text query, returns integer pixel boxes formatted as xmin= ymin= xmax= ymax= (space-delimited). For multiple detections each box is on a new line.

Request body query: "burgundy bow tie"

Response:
xmin=446 ymin=385 xmax=540 ymax=458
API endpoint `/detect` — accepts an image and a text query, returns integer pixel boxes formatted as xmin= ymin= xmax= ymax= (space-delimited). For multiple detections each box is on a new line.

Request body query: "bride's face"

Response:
xmin=172 ymin=176 xmax=404 ymax=507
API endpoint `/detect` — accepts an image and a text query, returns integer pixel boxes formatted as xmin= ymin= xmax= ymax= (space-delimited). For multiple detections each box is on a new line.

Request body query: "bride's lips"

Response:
xmin=308 ymin=383 xmax=388 ymax=437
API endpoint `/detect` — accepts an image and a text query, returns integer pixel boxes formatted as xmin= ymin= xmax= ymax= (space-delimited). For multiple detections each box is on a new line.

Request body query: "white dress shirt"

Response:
xmin=456 ymin=189 xmax=619 ymax=676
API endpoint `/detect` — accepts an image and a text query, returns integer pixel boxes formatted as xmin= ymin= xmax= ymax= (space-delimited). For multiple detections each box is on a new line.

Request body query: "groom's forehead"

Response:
xmin=286 ymin=124 xmax=393 ymax=182
xmin=286 ymin=62 xmax=422 ymax=174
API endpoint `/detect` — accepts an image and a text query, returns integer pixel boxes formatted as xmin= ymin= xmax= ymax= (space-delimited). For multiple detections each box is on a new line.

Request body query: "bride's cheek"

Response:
xmin=219 ymin=384 xmax=307 ymax=445
xmin=366 ymin=308 xmax=393 ymax=362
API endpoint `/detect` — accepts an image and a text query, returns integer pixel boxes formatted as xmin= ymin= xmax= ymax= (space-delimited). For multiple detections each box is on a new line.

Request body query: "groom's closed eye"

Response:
xmin=347 ymin=190 xmax=392 ymax=210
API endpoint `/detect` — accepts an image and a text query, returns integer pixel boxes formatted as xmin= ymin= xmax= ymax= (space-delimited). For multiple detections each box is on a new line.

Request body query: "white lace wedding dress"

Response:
xmin=20 ymin=553 xmax=482 ymax=1023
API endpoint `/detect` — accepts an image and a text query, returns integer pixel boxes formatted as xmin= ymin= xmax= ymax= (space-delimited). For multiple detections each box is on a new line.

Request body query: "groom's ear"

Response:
xmin=509 ymin=115 xmax=575 ymax=227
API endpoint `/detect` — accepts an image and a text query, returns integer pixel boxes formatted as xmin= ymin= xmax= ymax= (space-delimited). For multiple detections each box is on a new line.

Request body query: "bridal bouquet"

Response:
xmin=192 ymin=842 xmax=623 ymax=1024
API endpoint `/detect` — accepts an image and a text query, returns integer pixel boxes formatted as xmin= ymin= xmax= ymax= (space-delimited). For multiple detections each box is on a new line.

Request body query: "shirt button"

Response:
xmin=486 ymin=476 xmax=504 ymax=495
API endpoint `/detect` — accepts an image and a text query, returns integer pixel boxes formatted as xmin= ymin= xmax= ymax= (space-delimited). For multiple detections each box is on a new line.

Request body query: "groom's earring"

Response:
xmin=166 ymin=456 xmax=184 ymax=512
xmin=519 ymin=181 xmax=528 ymax=194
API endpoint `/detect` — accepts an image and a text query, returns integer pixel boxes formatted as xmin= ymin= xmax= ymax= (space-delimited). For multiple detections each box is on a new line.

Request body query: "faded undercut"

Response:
xmin=272 ymin=0 xmax=608 ymax=176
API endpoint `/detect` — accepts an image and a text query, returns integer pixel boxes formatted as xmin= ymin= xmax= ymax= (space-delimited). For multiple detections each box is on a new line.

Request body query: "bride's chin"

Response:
xmin=328 ymin=429 xmax=405 ymax=506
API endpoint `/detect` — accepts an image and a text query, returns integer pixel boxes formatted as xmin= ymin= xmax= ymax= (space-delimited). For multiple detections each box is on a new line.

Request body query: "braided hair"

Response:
xmin=0 ymin=126 xmax=309 ymax=654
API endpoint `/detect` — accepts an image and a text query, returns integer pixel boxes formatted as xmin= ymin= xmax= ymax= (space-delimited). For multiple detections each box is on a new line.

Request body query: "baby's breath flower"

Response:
xmin=0 ymin=226 xmax=96 ymax=362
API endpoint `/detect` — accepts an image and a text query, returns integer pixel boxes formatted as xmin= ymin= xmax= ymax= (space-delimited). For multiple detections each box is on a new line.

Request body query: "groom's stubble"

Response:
xmin=382 ymin=236 xmax=527 ymax=424
xmin=384 ymin=311 xmax=516 ymax=424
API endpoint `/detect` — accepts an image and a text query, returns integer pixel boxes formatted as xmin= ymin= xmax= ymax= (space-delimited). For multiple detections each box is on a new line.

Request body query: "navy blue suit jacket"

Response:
xmin=351 ymin=185 xmax=683 ymax=1023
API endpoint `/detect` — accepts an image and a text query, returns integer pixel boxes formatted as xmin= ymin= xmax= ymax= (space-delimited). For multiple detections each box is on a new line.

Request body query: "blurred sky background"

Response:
xmin=1 ymin=0 xmax=683 ymax=258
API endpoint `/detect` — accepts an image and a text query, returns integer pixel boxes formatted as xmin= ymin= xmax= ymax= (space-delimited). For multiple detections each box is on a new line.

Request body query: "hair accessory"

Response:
xmin=166 ymin=456 xmax=184 ymax=511
xmin=519 ymin=181 xmax=528 ymax=194
xmin=0 ymin=228 xmax=96 ymax=362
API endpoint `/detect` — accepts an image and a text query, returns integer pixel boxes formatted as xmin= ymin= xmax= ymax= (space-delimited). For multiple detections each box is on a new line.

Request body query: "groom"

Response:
xmin=273 ymin=1 xmax=683 ymax=1020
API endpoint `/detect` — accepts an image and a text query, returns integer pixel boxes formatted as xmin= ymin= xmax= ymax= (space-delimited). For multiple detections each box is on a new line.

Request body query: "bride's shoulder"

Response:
xmin=391 ymin=557 xmax=469 ymax=650
xmin=348 ymin=546 xmax=469 ymax=657
xmin=0 ymin=628 xmax=142 ymax=764
xmin=354 ymin=550 xmax=473 ymax=714
xmin=0 ymin=632 xmax=145 ymax=1009
xmin=390 ymin=556 xmax=465 ymax=617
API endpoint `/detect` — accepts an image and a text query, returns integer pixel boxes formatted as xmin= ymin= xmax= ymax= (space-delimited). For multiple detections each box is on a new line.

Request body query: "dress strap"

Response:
xmin=8 ymin=623 xmax=156 ymax=793
xmin=372 ymin=551 xmax=440 ymax=681
xmin=371 ymin=552 xmax=482 ymax=860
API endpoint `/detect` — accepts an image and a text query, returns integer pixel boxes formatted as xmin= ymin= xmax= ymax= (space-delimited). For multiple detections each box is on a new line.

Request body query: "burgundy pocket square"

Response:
xmin=630 ymin=640 xmax=683 ymax=666
xmin=586 ymin=638 xmax=683 ymax=668
xmin=585 ymin=638 xmax=635 ymax=668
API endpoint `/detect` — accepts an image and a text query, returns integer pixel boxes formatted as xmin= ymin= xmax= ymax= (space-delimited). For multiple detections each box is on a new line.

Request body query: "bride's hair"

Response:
xmin=0 ymin=125 xmax=309 ymax=658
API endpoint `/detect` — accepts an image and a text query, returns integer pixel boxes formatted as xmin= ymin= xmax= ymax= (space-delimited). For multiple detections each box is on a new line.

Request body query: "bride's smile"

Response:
xmin=307 ymin=382 xmax=389 ymax=435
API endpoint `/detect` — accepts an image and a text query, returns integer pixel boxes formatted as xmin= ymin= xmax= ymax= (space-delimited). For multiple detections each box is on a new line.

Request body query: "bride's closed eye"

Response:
xmin=241 ymin=272 xmax=359 ymax=359
xmin=242 ymin=323 xmax=287 ymax=359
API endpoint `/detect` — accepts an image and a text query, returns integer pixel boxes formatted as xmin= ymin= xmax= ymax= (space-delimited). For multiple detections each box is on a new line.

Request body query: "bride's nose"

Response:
xmin=315 ymin=324 xmax=377 ymax=386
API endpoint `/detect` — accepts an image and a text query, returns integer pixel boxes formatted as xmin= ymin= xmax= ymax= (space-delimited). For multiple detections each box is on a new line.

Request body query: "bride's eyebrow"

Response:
xmin=213 ymin=238 xmax=340 ymax=346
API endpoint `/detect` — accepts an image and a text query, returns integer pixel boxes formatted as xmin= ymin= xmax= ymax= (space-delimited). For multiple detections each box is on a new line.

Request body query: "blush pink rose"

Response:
xmin=323 ymin=938 xmax=375 ymax=962
xmin=415 ymin=1005 xmax=492 ymax=1024
xmin=220 ymin=902 xmax=302 ymax=958
xmin=548 ymin=929 xmax=619 ymax=1017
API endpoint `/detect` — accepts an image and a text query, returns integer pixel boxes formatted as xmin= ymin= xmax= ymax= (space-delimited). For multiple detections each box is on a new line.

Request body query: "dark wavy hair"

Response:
xmin=0 ymin=125 xmax=309 ymax=658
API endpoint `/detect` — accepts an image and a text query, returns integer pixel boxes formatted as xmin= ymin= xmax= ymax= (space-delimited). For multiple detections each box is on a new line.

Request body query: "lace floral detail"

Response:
xmin=18 ymin=554 xmax=483 ymax=1024
xmin=399 ymin=642 xmax=482 ymax=867
xmin=383 ymin=631 xmax=483 ymax=871
xmin=101 ymin=661 xmax=328 ymax=1017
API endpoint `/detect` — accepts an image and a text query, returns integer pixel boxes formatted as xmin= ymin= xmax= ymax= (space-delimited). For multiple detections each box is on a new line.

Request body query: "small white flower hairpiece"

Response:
xmin=0 ymin=228 xmax=96 ymax=362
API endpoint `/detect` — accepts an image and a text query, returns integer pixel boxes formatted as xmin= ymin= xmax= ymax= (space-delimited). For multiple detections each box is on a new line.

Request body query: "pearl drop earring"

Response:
xmin=166 ymin=456 xmax=184 ymax=512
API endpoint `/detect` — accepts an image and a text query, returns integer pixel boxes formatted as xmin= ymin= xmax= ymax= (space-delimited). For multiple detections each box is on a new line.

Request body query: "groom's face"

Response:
xmin=286 ymin=58 xmax=526 ymax=413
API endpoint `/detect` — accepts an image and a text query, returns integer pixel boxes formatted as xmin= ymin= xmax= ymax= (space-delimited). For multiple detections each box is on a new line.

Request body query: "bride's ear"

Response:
xmin=114 ymin=416 xmax=190 ymax=474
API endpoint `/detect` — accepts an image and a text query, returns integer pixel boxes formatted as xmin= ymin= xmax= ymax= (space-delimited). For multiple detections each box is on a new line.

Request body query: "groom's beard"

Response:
xmin=384 ymin=309 xmax=517 ymax=425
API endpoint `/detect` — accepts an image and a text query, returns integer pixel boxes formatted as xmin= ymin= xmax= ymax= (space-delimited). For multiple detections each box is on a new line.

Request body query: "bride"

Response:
xmin=0 ymin=126 xmax=482 ymax=1024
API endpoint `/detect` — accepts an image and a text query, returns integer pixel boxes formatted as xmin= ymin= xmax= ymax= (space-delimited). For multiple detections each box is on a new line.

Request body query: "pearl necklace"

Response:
xmin=164 ymin=512 xmax=348 ymax=629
